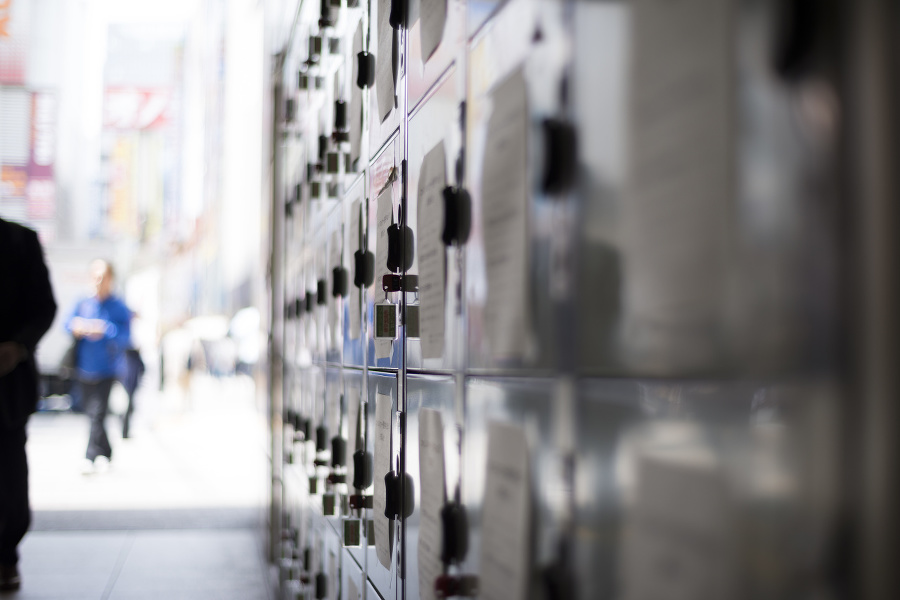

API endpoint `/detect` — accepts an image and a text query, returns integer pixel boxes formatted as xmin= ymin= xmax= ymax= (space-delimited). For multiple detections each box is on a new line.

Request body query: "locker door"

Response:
xmin=462 ymin=377 xmax=570 ymax=600
xmin=405 ymin=68 xmax=465 ymax=373
xmin=343 ymin=164 xmax=368 ymax=367
xmin=404 ymin=375 xmax=458 ymax=600
xmin=366 ymin=141 xmax=404 ymax=370
xmin=365 ymin=370 xmax=400 ymax=599
xmin=464 ymin=0 xmax=571 ymax=374
xmin=341 ymin=546 xmax=365 ymax=600
xmin=342 ymin=368 xmax=368 ymax=570
xmin=367 ymin=0 xmax=403 ymax=157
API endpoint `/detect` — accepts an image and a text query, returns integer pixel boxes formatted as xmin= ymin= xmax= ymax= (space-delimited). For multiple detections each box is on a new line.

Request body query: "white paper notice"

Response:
xmin=350 ymin=22 xmax=364 ymax=165
xmin=622 ymin=0 xmax=733 ymax=370
xmin=417 ymin=408 xmax=446 ymax=600
xmin=482 ymin=68 xmax=530 ymax=360
xmin=417 ymin=142 xmax=447 ymax=359
xmin=345 ymin=383 xmax=361 ymax=489
xmin=419 ymin=0 xmax=446 ymax=62
xmin=374 ymin=187 xmax=394 ymax=359
xmin=480 ymin=421 xmax=531 ymax=600
xmin=349 ymin=199 xmax=363 ymax=340
xmin=620 ymin=452 xmax=738 ymax=600
xmin=376 ymin=0 xmax=395 ymax=122
xmin=373 ymin=392 xmax=394 ymax=568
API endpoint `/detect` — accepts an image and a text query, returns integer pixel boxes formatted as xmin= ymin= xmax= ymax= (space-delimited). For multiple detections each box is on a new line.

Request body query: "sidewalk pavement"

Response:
xmin=8 ymin=373 xmax=275 ymax=600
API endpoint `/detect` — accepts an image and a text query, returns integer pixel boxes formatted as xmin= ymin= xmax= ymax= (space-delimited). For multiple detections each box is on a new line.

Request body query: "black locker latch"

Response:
xmin=442 ymin=186 xmax=471 ymax=246
xmin=383 ymin=460 xmax=415 ymax=520
xmin=356 ymin=52 xmax=375 ymax=89
xmin=332 ymin=266 xmax=348 ymax=298
xmin=541 ymin=118 xmax=578 ymax=195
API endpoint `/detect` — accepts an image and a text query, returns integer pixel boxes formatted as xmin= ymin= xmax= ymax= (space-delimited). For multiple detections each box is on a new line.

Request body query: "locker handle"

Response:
xmin=295 ymin=297 xmax=303 ymax=318
xmin=386 ymin=218 xmax=414 ymax=272
xmin=315 ymin=425 xmax=328 ymax=451
xmin=316 ymin=280 xmax=327 ymax=305
xmin=352 ymin=449 xmax=373 ymax=489
xmin=383 ymin=469 xmax=415 ymax=520
xmin=315 ymin=572 xmax=327 ymax=599
xmin=354 ymin=249 xmax=375 ymax=288
xmin=331 ymin=436 xmax=347 ymax=466
xmin=441 ymin=186 xmax=471 ymax=246
xmin=332 ymin=267 xmax=349 ymax=298
xmin=389 ymin=0 xmax=407 ymax=29
xmin=541 ymin=118 xmax=578 ymax=195
xmin=305 ymin=291 xmax=315 ymax=313
xmin=440 ymin=501 xmax=469 ymax=564
xmin=356 ymin=52 xmax=375 ymax=89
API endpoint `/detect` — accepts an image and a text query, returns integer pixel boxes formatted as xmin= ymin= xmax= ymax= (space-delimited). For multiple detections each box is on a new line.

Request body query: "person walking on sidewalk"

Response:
xmin=0 ymin=218 xmax=57 ymax=592
xmin=65 ymin=259 xmax=131 ymax=474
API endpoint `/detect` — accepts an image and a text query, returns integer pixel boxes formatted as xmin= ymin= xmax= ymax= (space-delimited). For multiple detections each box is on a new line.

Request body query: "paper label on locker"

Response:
xmin=417 ymin=141 xmax=447 ymax=359
xmin=351 ymin=22 xmax=364 ymax=165
xmin=376 ymin=0 xmax=395 ymax=121
xmin=481 ymin=67 xmax=531 ymax=360
xmin=622 ymin=0 xmax=733 ymax=370
xmin=480 ymin=421 xmax=531 ymax=600
xmin=373 ymin=392 xmax=394 ymax=568
xmin=374 ymin=187 xmax=395 ymax=359
xmin=420 ymin=0 xmax=446 ymax=62
xmin=349 ymin=199 xmax=363 ymax=339
xmin=346 ymin=382 xmax=361 ymax=490
xmin=417 ymin=408 xmax=446 ymax=600
xmin=620 ymin=451 xmax=738 ymax=600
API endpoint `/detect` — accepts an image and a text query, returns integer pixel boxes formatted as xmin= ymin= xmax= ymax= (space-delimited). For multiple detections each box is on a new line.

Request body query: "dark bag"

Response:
xmin=60 ymin=337 xmax=79 ymax=380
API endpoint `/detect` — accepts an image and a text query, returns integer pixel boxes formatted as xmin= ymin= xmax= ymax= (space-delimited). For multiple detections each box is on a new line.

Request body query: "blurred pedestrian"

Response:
xmin=0 ymin=218 xmax=57 ymax=592
xmin=65 ymin=259 xmax=131 ymax=474
xmin=118 ymin=345 xmax=144 ymax=439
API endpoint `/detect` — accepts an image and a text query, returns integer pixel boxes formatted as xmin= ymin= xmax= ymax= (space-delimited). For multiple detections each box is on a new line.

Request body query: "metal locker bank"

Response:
xmin=264 ymin=0 xmax=900 ymax=599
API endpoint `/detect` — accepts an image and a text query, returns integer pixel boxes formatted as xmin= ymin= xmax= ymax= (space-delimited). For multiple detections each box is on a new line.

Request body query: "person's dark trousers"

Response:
xmin=121 ymin=392 xmax=135 ymax=439
xmin=81 ymin=378 xmax=114 ymax=461
xmin=0 ymin=427 xmax=30 ymax=567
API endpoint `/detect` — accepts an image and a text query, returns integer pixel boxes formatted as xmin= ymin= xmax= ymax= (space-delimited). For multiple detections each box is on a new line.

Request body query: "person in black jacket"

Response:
xmin=0 ymin=218 xmax=57 ymax=592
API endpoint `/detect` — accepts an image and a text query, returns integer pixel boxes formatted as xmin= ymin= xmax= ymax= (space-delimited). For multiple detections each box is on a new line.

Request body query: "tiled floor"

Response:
xmin=4 ymin=373 xmax=276 ymax=600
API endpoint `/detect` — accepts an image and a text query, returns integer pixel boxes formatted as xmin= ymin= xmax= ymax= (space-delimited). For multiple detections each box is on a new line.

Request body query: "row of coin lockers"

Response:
xmin=273 ymin=0 xmax=845 ymax=598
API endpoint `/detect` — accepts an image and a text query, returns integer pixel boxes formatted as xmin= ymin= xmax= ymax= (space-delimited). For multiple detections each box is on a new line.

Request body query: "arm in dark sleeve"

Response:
xmin=11 ymin=229 xmax=57 ymax=353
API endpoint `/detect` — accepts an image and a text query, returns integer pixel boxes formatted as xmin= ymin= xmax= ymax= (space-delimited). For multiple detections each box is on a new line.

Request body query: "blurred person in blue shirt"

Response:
xmin=65 ymin=260 xmax=131 ymax=473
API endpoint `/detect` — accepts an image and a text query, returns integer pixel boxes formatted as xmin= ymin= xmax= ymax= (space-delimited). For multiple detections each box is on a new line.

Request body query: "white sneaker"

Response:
xmin=80 ymin=459 xmax=95 ymax=475
xmin=94 ymin=456 xmax=110 ymax=474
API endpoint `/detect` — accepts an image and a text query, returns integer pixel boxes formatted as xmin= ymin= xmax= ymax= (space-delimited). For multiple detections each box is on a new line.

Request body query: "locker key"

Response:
xmin=440 ymin=500 xmax=469 ymax=564
xmin=331 ymin=435 xmax=347 ymax=467
xmin=285 ymin=98 xmax=295 ymax=122
xmin=354 ymin=249 xmax=374 ymax=287
xmin=356 ymin=52 xmax=375 ymax=89
xmin=541 ymin=118 xmax=578 ymax=195
xmin=386 ymin=205 xmax=414 ymax=272
xmin=316 ymin=280 xmax=327 ymax=305
xmin=383 ymin=461 xmax=415 ymax=520
xmin=323 ymin=493 xmax=336 ymax=516
xmin=348 ymin=494 xmax=373 ymax=510
xmin=442 ymin=186 xmax=471 ymax=246
xmin=315 ymin=572 xmax=327 ymax=599
xmin=381 ymin=274 xmax=418 ymax=293
xmin=332 ymin=267 xmax=348 ymax=298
